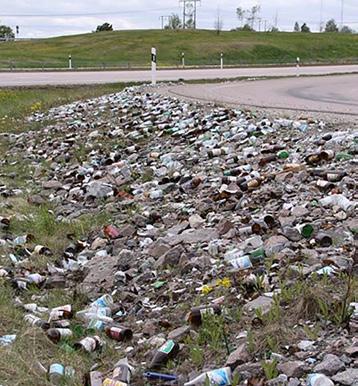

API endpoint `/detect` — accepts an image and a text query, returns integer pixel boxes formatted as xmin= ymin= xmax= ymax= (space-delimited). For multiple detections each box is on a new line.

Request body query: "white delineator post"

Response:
xmin=182 ymin=52 xmax=185 ymax=68
xmin=69 ymin=54 xmax=72 ymax=70
xmin=220 ymin=53 xmax=224 ymax=70
xmin=296 ymin=57 xmax=300 ymax=77
xmin=151 ymin=47 xmax=157 ymax=85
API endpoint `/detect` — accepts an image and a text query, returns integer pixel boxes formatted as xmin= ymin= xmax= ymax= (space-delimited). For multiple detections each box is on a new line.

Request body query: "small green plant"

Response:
xmin=198 ymin=313 xmax=226 ymax=353
xmin=189 ymin=344 xmax=204 ymax=368
xmin=262 ymin=359 xmax=279 ymax=380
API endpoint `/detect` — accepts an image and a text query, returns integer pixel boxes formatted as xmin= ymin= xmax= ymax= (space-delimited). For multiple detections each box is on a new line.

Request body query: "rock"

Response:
xmin=86 ymin=181 xmax=113 ymax=198
xmin=42 ymin=180 xmax=63 ymax=190
xmin=332 ymin=368 xmax=358 ymax=385
xmin=243 ymin=296 xmax=273 ymax=314
xmin=147 ymin=242 xmax=170 ymax=258
xmin=264 ymin=236 xmax=290 ymax=258
xmin=225 ymin=343 xmax=251 ymax=368
xmin=314 ymin=354 xmax=345 ymax=376
xmin=155 ymin=245 xmax=185 ymax=268
xmin=165 ymin=228 xmax=219 ymax=246
xmin=217 ymin=219 xmax=234 ymax=236
xmin=188 ymin=214 xmax=205 ymax=229
xmin=80 ymin=254 xmax=119 ymax=294
xmin=297 ymin=340 xmax=315 ymax=351
xmin=277 ymin=361 xmax=305 ymax=378
xmin=117 ymin=224 xmax=136 ymax=238
xmin=168 ymin=326 xmax=190 ymax=341
xmin=287 ymin=378 xmax=300 ymax=386
xmin=266 ymin=374 xmax=288 ymax=386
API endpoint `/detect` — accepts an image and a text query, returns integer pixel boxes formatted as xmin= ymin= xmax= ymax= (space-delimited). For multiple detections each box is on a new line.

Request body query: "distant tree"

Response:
xmin=236 ymin=7 xmax=246 ymax=27
xmin=301 ymin=23 xmax=311 ymax=33
xmin=165 ymin=14 xmax=182 ymax=30
xmin=294 ymin=22 xmax=300 ymax=32
xmin=240 ymin=23 xmax=255 ymax=32
xmin=0 ymin=25 xmax=15 ymax=39
xmin=270 ymin=26 xmax=279 ymax=32
xmin=185 ymin=17 xmax=195 ymax=29
xmin=325 ymin=19 xmax=338 ymax=32
xmin=340 ymin=25 xmax=354 ymax=33
xmin=246 ymin=5 xmax=261 ymax=29
xmin=96 ymin=23 xmax=113 ymax=32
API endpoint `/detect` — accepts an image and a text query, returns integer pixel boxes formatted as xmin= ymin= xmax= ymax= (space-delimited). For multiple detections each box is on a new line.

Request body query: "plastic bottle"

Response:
xmin=102 ymin=358 xmax=134 ymax=386
xmin=74 ymin=336 xmax=104 ymax=352
xmin=184 ymin=367 xmax=232 ymax=386
xmin=306 ymin=373 xmax=334 ymax=386
xmin=149 ymin=340 xmax=180 ymax=369
xmin=105 ymin=326 xmax=133 ymax=342
xmin=187 ymin=305 xmax=222 ymax=327
xmin=46 ymin=328 xmax=73 ymax=343
xmin=144 ymin=372 xmax=178 ymax=382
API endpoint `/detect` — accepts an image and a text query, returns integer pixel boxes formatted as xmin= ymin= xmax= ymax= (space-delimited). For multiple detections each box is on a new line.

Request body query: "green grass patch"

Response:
xmin=0 ymin=84 xmax=125 ymax=134
xmin=0 ymin=29 xmax=357 ymax=69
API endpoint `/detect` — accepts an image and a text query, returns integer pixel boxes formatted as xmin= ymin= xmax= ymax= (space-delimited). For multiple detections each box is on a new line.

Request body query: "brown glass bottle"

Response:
xmin=24 ymin=314 xmax=50 ymax=330
xmin=149 ymin=340 xmax=180 ymax=370
xmin=187 ymin=305 xmax=222 ymax=327
xmin=46 ymin=328 xmax=73 ymax=343
xmin=105 ymin=326 xmax=133 ymax=342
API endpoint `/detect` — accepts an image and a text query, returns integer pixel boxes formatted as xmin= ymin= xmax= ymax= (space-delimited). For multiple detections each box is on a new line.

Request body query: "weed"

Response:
xmin=262 ymin=359 xmax=279 ymax=380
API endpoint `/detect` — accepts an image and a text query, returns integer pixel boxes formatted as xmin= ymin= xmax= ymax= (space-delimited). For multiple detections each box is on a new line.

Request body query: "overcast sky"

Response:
xmin=0 ymin=0 xmax=357 ymax=38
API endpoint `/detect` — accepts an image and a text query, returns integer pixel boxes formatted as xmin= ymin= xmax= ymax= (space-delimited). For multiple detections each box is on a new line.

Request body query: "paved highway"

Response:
xmin=166 ymin=74 xmax=358 ymax=116
xmin=0 ymin=65 xmax=357 ymax=87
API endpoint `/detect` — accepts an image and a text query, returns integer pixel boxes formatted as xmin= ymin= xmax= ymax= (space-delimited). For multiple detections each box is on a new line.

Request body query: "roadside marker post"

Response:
xmin=151 ymin=47 xmax=157 ymax=85
xmin=296 ymin=57 xmax=300 ymax=77
xmin=182 ymin=52 xmax=185 ymax=68
xmin=68 ymin=54 xmax=72 ymax=70
xmin=220 ymin=53 xmax=224 ymax=70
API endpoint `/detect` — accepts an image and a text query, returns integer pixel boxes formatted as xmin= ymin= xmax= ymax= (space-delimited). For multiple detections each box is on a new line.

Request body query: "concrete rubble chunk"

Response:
xmin=314 ymin=354 xmax=345 ymax=376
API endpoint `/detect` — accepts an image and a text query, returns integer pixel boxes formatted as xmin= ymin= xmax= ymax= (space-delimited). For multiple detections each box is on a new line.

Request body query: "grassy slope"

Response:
xmin=0 ymin=29 xmax=357 ymax=69
xmin=0 ymin=84 xmax=125 ymax=134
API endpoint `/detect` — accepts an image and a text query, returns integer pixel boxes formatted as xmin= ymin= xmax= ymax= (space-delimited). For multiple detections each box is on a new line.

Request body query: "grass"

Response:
xmin=0 ymin=84 xmax=125 ymax=134
xmin=0 ymin=29 xmax=357 ymax=69
xmin=0 ymin=83 xmax=133 ymax=385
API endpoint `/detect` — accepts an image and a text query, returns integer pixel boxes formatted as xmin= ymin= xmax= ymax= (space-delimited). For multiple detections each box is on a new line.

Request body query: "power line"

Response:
xmin=0 ymin=8 xmax=174 ymax=18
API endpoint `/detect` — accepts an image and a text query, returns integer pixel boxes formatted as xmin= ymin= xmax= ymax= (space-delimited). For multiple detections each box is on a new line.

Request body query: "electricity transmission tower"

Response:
xmin=179 ymin=0 xmax=201 ymax=29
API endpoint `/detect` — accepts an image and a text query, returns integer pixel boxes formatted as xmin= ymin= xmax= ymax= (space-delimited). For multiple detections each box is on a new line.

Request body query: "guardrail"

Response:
xmin=0 ymin=58 xmax=357 ymax=72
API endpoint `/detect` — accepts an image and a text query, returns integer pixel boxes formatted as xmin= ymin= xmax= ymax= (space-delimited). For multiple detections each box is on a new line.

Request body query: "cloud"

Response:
xmin=0 ymin=0 xmax=356 ymax=37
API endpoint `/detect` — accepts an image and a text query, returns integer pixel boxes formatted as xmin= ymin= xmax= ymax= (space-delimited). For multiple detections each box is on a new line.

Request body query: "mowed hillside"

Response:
xmin=0 ymin=29 xmax=357 ymax=69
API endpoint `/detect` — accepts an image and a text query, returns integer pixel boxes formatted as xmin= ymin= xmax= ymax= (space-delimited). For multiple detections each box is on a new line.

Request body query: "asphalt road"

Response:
xmin=166 ymin=74 xmax=358 ymax=116
xmin=0 ymin=65 xmax=357 ymax=87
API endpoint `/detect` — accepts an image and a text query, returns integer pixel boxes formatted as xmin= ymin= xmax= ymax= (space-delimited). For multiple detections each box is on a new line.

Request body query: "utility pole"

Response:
xmin=340 ymin=0 xmax=344 ymax=29
xmin=159 ymin=16 xmax=170 ymax=29
xmin=274 ymin=10 xmax=278 ymax=29
xmin=319 ymin=0 xmax=324 ymax=32
xmin=179 ymin=0 xmax=201 ymax=29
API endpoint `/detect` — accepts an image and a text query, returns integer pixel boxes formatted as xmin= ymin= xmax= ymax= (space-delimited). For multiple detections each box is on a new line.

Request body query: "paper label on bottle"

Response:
xmin=102 ymin=378 xmax=127 ymax=386
xmin=159 ymin=340 xmax=175 ymax=354
xmin=59 ymin=329 xmax=73 ymax=338
xmin=230 ymin=256 xmax=252 ymax=270
xmin=49 ymin=363 xmax=65 ymax=376
xmin=25 ymin=314 xmax=40 ymax=325
xmin=79 ymin=337 xmax=96 ymax=352
xmin=200 ymin=307 xmax=215 ymax=317
xmin=109 ymin=327 xmax=123 ymax=340
xmin=208 ymin=368 xmax=231 ymax=385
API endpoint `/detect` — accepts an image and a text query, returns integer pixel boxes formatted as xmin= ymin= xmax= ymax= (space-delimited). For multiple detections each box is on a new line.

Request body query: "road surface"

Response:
xmin=166 ymin=74 xmax=358 ymax=116
xmin=0 ymin=65 xmax=357 ymax=87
